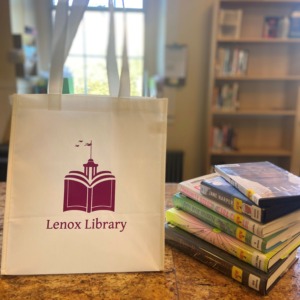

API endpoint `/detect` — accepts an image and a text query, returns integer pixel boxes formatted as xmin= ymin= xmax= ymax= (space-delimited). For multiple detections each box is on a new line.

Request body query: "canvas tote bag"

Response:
xmin=1 ymin=0 xmax=168 ymax=275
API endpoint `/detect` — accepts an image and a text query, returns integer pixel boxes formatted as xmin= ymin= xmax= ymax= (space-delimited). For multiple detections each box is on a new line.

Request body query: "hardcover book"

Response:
xmin=179 ymin=174 xmax=300 ymax=239
xmin=200 ymin=174 xmax=300 ymax=223
xmin=165 ymin=223 xmax=298 ymax=295
xmin=214 ymin=161 xmax=300 ymax=207
xmin=166 ymin=208 xmax=300 ymax=272
xmin=172 ymin=192 xmax=295 ymax=253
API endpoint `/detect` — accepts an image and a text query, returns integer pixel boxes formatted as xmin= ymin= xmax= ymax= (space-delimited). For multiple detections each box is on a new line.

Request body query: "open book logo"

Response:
xmin=63 ymin=140 xmax=116 ymax=213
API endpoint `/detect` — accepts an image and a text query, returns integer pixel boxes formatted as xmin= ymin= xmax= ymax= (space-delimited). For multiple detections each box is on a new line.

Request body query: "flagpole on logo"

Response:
xmin=84 ymin=140 xmax=93 ymax=159
xmin=90 ymin=140 xmax=92 ymax=159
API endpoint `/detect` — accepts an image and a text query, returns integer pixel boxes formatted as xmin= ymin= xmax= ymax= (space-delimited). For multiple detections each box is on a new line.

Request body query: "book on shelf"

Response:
xmin=213 ymin=83 xmax=239 ymax=111
xmin=172 ymin=192 xmax=297 ymax=253
xmin=200 ymin=174 xmax=300 ymax=223
xmin=262 ymin=16 xmax=281 ymax=38
xmin=214 ymin=161 xmax=300 ymax=207
xmin=216 ymin=47 xmax=248 ymax=76
xmin=179 ymin=174 xmax=300 ymax=239
xmin=165 ymin=223 xmax=298 ymax=295
xmin=289 ymin=11 xmax=300 ymax=38
xmin=278 ymin=17 xmax=290 ymax=38
xmin=166 ymin=207 xmax=300 ymax=272
xmin=218 ymin=9 xmax=243 ymax=39
xmin=237 ymin=49 xmax=248 ymax=75
xmin=211 ymin=125 xmax=236 ymax=151
xmin=263 ymin=16 xmax=290 ymax=38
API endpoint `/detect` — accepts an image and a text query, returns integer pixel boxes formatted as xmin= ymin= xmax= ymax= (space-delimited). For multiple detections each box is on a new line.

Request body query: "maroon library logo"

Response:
xmin=63 ymin=140 xmax=116 ymax=213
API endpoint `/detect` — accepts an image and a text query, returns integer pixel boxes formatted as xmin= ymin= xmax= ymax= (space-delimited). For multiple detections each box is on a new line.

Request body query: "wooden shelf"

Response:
xmin=212 ymin=110 xmax=297 ymax=116
xmin=206 ymin=0 xmax=300 ymax=174
xmin=220 ymin=0 xmax=300 ymax=3
xmin=218 ymin=38 xmax=300 ymax=43
xmin=215 ymin=76 xmax=300 ymax=81
xmin=210 ymin=148 xmax=292 ymax=157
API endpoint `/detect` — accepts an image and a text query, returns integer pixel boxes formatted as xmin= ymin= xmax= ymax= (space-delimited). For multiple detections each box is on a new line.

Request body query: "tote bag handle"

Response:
xmin=100 ymin=0 xmax=131 ymax=97
xmin=48 ymin=0 xmax=130 ymax=106
xmin=107 ymin=0 xmax=130 ymax=97
xmin=48 ymin=0 xmax=89 ymax=95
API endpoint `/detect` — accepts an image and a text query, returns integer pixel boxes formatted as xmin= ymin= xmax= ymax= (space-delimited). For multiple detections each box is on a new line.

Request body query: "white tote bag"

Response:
xmin=1 ymin=0 xmax=168 ymax=275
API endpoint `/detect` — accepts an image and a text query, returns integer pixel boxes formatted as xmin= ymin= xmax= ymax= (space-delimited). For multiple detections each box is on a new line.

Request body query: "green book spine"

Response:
xmin=172 ymin=193 xmax=270 ymax=252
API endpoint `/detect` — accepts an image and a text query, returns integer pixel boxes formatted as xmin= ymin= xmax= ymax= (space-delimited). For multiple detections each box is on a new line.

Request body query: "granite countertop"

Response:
xmin=0 ymin=182 xmax=300 ymax=300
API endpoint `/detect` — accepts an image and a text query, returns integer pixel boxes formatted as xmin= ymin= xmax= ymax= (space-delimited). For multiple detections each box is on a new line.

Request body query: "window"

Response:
xmin=52 ymin=0 xmax=144 ymax=95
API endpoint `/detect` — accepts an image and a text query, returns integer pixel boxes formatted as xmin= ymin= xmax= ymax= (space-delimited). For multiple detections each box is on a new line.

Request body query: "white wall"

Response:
xmin=165 ymin=0 xmax=214 ymax=179
xmin=0 ymin=0 xmax=16 ymax=144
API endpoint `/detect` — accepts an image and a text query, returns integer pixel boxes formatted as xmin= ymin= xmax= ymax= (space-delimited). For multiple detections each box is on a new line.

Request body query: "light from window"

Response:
xmin=52 ymin=1 xmax=144 ymax=96
xmin=53 ymin=0 xmax=143 ymax=9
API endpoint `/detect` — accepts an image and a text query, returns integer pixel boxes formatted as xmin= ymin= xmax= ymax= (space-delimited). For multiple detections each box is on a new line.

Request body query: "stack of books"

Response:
xmin=165 ymin=161 xmax=300 ymax=295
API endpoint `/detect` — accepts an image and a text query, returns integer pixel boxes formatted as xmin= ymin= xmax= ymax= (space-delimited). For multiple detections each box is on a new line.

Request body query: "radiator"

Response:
xmin=166 ymin=151 xmax=184 ymax=183
xmin=0 ymin=144 xmax=8 ymax=182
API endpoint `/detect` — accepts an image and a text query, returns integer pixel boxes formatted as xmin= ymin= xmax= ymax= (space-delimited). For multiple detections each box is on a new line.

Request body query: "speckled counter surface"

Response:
xmin=0 ymin=182 xmax=299 ymax=300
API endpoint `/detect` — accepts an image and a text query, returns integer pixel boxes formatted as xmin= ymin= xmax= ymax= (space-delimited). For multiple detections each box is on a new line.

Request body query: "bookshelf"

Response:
xmin=206 ymin=0 xmax=300 ymax=175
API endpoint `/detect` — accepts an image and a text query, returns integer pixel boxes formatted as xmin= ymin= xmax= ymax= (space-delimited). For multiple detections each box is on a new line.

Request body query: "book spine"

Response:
xmin=223 ymin=48 xmax=231 ymax=74
xmin=232 ymin=82 xmax=239 ymax=110
xmin=216 ymin=47 xmax=225 ymax=75
xmin=173 ymin=194 xmax=268 ymax=252
xmin=165 ymin=224 xmax=268 ymax=295
xmin=166 ymin=208 xmax=270 ymax=272
xmin=230 ymin=49 xmax=238 ymax=75
xmin=179 ymin=184 xmax=264 ymax=237
xmin=200 ymin=183 xmax=263 ymax=222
